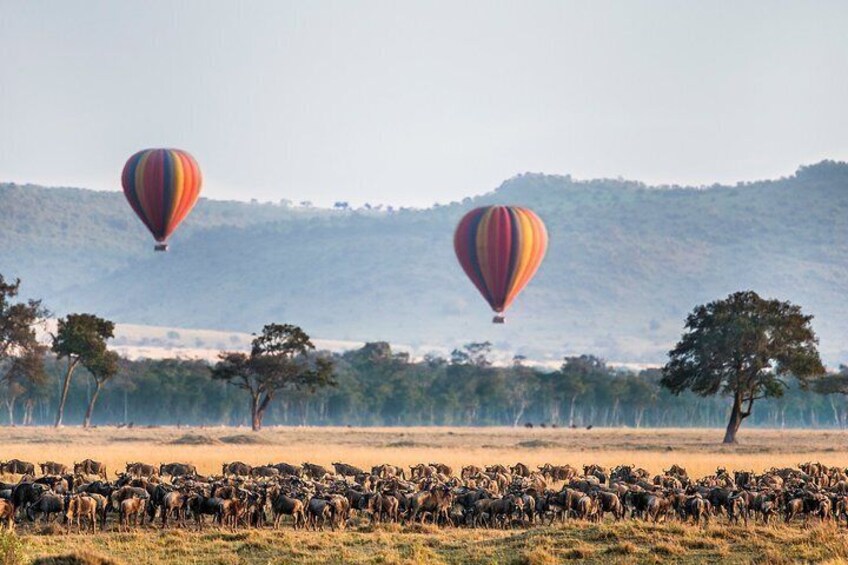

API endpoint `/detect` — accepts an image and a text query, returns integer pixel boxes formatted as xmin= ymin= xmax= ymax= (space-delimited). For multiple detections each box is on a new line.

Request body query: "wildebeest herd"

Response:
xmin=0 ymin=457 xmax=846 ymax=533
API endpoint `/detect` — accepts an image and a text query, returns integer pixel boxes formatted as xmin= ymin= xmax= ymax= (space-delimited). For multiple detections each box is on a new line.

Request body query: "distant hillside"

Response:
xmin=2 ymin=161 xmax=846 ymax=365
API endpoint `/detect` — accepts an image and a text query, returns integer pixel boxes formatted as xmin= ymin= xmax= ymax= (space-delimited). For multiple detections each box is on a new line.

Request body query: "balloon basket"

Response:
xmin=154 ymin=243 xmax=169 ymax=252
xmin=492 ymin=315 xmax=505 ymax=324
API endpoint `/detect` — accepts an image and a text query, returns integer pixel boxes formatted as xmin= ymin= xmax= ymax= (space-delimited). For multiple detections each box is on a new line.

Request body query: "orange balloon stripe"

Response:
xmin=505 ymin=208 xmax=547 ymax=310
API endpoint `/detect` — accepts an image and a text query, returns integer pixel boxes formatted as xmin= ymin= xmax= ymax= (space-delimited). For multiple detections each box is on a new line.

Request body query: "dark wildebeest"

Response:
xmin=250 ymin=466 xmax=280 ymax=479
xmin=684 ymin=494 xmax=711 ymax=525
xmin=303 ymin=463 xmax=330 ymax=480
xmin=125 ymin=462 xmax=158 ymax=478
xmin=39 ymin=461 xmax=68 ymax=476
xmin=222 ymin=461 xmax=252 ymax=477
xmin=187 ymin=494 xmax=224 ymax=531
xmin=511 ymin=463 xmax=531 ymax=477
xmin=12 ymin=482 xmax=47 ymax=518
xmin=27 ymin=492 xmax=64 ymax=523
xmin=0 ymin=459 xmax=35 ymax=476
xmin=333 ymin=462 xmax=365 ymax=477
xmin=306 ymin=497 xmax=336 ymax=530
xmin=159 ymin=462 xmax=197 ymax=478
xmin=271 ymin=462 xmax=303 ymax=477
xmin=372 ymin=464 xmax=405 ymax=479
xmin=74 ymin=459 xmax=107 ymax=479
xmin=271 ymin=491 xmax=306 ymax=529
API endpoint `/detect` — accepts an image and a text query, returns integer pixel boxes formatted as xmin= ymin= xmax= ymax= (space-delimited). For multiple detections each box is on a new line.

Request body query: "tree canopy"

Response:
xmin=661 ymin=291 xmax=825 ymax=443
xmin=211 ymin=323 xmax=335 ymax=431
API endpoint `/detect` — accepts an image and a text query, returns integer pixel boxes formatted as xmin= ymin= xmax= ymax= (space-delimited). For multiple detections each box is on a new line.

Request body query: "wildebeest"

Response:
xmin=271 ymin=491 xmax=306 ymax=529
xmin=27 ymin=492 xmax=64 ymax=523
xmin=333 ymin=462 xmax=365 ymax=477
xmin=74 ymin=459 xmax=107 ymax=479
xmin=159 ymin=462 xmax=197 ymax=478
xmin=119 ymin=498 xmax=145 ymax=531
xmin=250 ymin=465 xmax=280 ymax=478
xmin=0 ymin=500 xmax=14 ymax=530
xmin=0 ymin=459 xmax=35 ymax=476
xmin=271 ymin=462 xmax=303 ymax=477
xmin=222 ymin=461 xmax=252 ymax=477
xmin=125 ymin=462 xmax=158 ymax=478
xmin=66 ymin=495 xmax=98 ymax=533
xmin=12 ymin=482 xmax=47 ymax=517
xmin=302 ymin=462 xmax=330 ymax=480
xmin=39 ymin=461 xmax=68 ymax=476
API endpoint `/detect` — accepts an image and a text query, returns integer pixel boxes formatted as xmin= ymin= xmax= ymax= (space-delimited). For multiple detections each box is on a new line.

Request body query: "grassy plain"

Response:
xmin=4 ymin=426 xmax=848 ymax=564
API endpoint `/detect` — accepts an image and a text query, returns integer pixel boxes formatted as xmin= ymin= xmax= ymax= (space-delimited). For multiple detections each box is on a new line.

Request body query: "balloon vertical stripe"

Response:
xmin=122 ymin=148 xmax=202 ymax=246
xmin=454 ymin=205 xmax=548 ymax=317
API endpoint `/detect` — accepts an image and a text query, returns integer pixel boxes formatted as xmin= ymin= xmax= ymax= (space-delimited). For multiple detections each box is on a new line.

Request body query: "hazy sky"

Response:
xmin=2 ymin=0 xmax=847 ymax=207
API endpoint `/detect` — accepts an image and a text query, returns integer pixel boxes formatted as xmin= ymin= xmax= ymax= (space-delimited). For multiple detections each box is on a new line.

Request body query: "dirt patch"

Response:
xmin=384 ymin=440 xmax=422 ymax=448
xmin=516 ymin=439 xmax=560 ymax=448
xmin=219 ymin=434 xmax=272 ymax=445
xmin=168 ymin=434 xmax=220 ymax=446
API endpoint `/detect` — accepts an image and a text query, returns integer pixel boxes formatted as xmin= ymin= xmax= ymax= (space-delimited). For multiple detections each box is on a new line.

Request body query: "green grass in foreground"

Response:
xmin=9 ymin=521 xmax=848 ymax=565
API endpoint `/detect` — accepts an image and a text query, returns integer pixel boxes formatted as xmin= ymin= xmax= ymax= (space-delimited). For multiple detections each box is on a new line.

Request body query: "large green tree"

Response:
xmin=0 ymin=275 xmax=48 ymax=425
xmin=211 ymin=323 xmax=335 ymax=431
xmin=661 ymin=291 xmax=825 ymax=444
xmin=51 ymin=313 xmax=115 ymax=427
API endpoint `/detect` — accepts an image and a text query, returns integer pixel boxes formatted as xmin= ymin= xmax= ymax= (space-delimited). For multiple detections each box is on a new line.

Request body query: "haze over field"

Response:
xmin=2 ymin=161 xmax=846 ymax=366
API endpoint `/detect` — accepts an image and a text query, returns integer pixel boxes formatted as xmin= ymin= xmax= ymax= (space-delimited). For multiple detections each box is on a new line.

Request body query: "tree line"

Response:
xmin=2 ymin=273 xmax=846 ymax=437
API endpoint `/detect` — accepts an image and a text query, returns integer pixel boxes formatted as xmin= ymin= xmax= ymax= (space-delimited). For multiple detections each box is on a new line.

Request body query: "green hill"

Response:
xmin=1 ymin=161 xmax=846 ymax=364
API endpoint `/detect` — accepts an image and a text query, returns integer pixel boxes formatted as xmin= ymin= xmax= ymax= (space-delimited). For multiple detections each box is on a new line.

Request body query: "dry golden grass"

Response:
xmin=4 ymin=426 xmax=848 ymax=564
xmin=1 ymin=426 xmax=847 ymax=479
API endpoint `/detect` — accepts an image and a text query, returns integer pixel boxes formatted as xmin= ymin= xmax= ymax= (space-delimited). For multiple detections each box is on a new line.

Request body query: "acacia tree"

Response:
xmin=211 ymin=323 xmax=335 ymax=431
xmin=661 ymin=291 xmax=825 ymax=444
xmin=52 ymin=313 xmax=115 ymax=427
xmin=82 ymin=350 xmax=120 ymax=428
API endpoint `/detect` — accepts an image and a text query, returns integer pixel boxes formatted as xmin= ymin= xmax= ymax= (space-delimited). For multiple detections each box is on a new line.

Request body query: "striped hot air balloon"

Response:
xmin=121 ymin=148 xmax=202 ymax=251
xmin=454 ymin=206 xmax=548 ymax=323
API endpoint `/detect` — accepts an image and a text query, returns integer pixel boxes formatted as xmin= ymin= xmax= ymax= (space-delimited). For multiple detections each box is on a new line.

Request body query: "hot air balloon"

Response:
xmin=454 ymin=206 xmax=548 ymax=323
xmin=121 ymin=148 xmax=202 ymax=251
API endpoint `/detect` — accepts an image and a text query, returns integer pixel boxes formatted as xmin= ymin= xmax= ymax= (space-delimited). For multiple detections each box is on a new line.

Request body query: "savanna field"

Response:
xmin=4 ymin=426 xmax=848 ymax=564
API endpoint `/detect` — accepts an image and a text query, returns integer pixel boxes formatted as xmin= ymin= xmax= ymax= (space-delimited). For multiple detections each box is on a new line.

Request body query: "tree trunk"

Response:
xmin=54 ymin=357 xmax=80 ymax=427
xmin=250 ymin=392 xmax=262 ymax=431
xmin=5 ymin=396 xmax=16 ymax=427
xmin=723 ymin=393 xmax=744 ymax=444
xmin=568 ymin=395 xmax=578 ymax=427
xmin=512 ymin=399 xmax=527 ymax=427
xmin=23 ymin=399 xmax=33 ymax=426
xmin=83 ymin=380 xmax=102 ymax=428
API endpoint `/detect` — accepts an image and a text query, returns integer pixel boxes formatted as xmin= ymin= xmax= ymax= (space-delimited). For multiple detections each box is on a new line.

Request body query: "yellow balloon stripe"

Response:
xmin=505 ymin=208 xmax=535 ymax=303
xmin=166 ymin=151 xmax=186 ymax=229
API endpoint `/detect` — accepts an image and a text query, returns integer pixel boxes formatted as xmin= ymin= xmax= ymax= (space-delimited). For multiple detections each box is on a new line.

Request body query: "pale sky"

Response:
xmin=2 ymin=0 xmax=847 ymax=207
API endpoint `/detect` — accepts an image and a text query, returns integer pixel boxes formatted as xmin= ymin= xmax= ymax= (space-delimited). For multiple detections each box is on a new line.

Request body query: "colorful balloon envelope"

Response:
xmin=454 ymin=206 xmax=548 ymax=323
xmin=121 ymin=148 xmax=202 ymax=251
